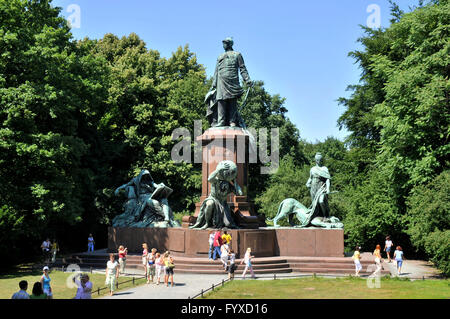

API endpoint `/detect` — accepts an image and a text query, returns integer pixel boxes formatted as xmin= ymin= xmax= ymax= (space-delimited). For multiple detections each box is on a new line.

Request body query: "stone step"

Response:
xmin=173 ymin=267 xmax=293 ymax=275
xmin=50 ymin=254 xmax=391 ymax=276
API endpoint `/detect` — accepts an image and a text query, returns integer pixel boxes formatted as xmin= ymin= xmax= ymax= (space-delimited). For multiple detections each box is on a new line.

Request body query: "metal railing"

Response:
xmin=187 ymin=272 xmax=443 ymax=299
xmin=93 ymin=275 xmax=147 ymax=297
xmin=188 ymin=278 xmax=231 ymax=299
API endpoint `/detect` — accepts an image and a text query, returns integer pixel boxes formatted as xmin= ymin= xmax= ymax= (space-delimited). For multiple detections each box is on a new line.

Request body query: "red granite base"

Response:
xmin=108 ymin=227 xmax=344 ymax=258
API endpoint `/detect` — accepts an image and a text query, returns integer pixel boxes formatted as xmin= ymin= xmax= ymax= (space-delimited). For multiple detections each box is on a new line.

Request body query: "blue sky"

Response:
xmin=53 ymin=0 xmax=419 ymax=143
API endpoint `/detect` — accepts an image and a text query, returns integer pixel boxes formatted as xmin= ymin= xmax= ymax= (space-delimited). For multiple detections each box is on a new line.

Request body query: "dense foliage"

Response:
xmin=0 ymin=0 xmax=448 ymax=276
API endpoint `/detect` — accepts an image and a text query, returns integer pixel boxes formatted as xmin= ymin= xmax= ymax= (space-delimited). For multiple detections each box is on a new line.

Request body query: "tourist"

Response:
xmin=51 ymin=239 xmax=59 ymax=263
xmin=142 ymin=243 xmax=149 ymax=277
xmin=118 ymin=245 xmax=127 ymax=274
xmin=352 ymin=246 xmax=362 ymax=277
xmin=393 ymin=246 xmax=404 ymax=275
xmin=240 ymin=247 xmax=256 ymax=279
xmin=372 ymin=244 xmax=383 ymax=276
xmin=11 ymin=280 xmax=29 ymax=299
xmin=208 ymin=231 xmax=215 ymax=260
xmin=164 ymin=251 xmax=175 ymax=287
xmin=212 ymin=230 xmax=222 ymax=260
xmin=30 ymin=282 xmax=47 ymax=299
xmin=73 ymin=274 xmax=93 ymax=299
xmin=155 ymin=252 xmax=164 ymax=285
xmin=384 ymin=236 xmax=393 ymax=263
xmin=222 ymin=230 xmax=232 ymax=245
xmin=87 ymin=234 xmax=95 ymax=252
xmin=40 ymin=266 xmax=53 ymax=299
xmin=105 ymin=253 xmax=119 ymax=296
xmin=228 ymin=250 xmax=237 ymax=280
xmin=41 ymin=238 xmax=51 ymax=262
xmin=220 ymin=242 xmax=229 ymax=270
xmin=147 ymin=248 xmax=157 ymax=284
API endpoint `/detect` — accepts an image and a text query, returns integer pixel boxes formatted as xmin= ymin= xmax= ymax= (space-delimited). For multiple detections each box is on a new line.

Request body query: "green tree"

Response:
xmin=0 ymin=0 xmax=109 ymax=262
xmin=405 ymin=170 xmax=450 ymax=275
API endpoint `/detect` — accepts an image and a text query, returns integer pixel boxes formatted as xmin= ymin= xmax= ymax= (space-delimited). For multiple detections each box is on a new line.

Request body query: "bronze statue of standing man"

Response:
xmin=205 ymin=37 xmax=253 ymax=127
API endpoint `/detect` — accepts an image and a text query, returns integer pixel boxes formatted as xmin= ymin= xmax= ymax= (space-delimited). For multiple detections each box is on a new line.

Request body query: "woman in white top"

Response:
xmin=73 ymin=274 xmax=93 ymax=299
xmin=384 ymin=236 xmax=393 ymax=263
xmin=105 ymin=253 xmax=119 ymax=296
xmin=240 ymin=247 xmax=256 ymax=279
xmin=220 ymin=243 xmax=229 ymax=270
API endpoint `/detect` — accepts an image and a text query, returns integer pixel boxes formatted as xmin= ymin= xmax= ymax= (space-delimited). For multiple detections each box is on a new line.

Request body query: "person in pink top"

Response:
xmin=118 ymin=245 xmax=127 ymax=275
xmin=142 ymin=243 xmax=149 ymax=277
xmin=154 ymin=252 xmax=164 ymax=285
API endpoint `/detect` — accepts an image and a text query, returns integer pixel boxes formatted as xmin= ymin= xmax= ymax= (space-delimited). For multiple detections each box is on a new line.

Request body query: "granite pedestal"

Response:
xmin=108 ymin=227 xmax=344 ymax=258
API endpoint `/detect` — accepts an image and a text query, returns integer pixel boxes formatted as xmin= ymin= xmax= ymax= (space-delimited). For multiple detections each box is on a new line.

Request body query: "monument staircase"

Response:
xmin=51 ymin=253 xmax=390 ymax=276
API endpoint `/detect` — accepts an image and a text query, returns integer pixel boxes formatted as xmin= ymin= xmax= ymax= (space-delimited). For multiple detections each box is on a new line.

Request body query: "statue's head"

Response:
xmin=138 ymin=169 xmax=153 ymax=184
xmin=222 ymin=37 xmax=233 ymax=51
xmin=314 ymin=152 xmax=323 ymax=165
xmin=217 ymin=160 xmax=238 ymax=181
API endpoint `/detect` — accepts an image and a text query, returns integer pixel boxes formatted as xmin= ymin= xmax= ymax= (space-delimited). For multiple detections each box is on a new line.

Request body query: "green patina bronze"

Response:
xmin=205 ymin=37 xmax=253 ymax=128
xmin=112 ymin=169 xmax=180 ymax=228
xmin=268 ymin=153 xmax=343 ymax=229
xmin=190 ymin=160 xmax=242 ymax=229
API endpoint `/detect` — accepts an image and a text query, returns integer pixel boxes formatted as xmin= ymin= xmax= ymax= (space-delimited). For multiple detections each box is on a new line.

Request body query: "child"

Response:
xmin=147 ymin=248 xmax=157 ymax=284
xmin=352 ymin=246 xmax=362 ymax=277
xmin=155 ymin=252 xmax=163 ymax=285
xmin=228 ymin=250 xmax=237 ymax=280
xmin=240 ymin=247 xmax=255 ymax=279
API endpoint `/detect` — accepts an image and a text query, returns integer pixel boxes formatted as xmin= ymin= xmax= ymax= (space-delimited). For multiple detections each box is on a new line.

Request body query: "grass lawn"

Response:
xmin=203 ymin=276 xmax=450 ymax=299
xmin=0 ymin=268 xmax=146 ymax=299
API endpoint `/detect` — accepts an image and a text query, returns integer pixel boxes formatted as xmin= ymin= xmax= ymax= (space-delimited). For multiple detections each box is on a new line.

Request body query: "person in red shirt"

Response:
xmin=118 ymin=245 xmax=127 ymax=275
xmin=212 ymin=230 xmax=222 ymax=260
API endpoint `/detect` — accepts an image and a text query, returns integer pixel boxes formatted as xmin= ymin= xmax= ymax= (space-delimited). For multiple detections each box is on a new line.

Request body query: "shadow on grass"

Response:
xmin=0 ymin=265 xmax=42 ymax=279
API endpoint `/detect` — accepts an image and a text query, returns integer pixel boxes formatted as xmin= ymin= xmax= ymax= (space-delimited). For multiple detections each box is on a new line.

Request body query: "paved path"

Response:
xmin=360 ymin=252 xmax=442 ymax=279
xmin=100 ymin=272 xmax=228 ymax=299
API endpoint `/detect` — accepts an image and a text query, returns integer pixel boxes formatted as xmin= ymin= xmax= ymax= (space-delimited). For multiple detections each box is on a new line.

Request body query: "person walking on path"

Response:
xmin=11 ymin=281 xmax=29 ymax=299
xmin=118 ymin=245 xmax=127 ymax=275
xmin=164 ymin=251 xmax=175 ymax=287
xmin=212 ymin=230 xmax=222 ymax=260
xmin=352 ymin=246 xmax=362 ymax=276
xmin=106 ymin=253 xmax=119 ymax=296
xmin=240 ymin=247 xmax=256 ymax=279
xmin=228 ymin=250 xmax=237 ymax=280
xmin=40 ymin=266 xmax=53 ymax=299
xmin=142 ymin=243 xmax=149 ymax=278
xmin=384 ymin=236 xmax=393 ymax=263
xmin=30 ymin=282 xmax=47 ymax=299
xmin=208 ymin=231 xmax=215 ymax=260
xmin=87 ymin=234 xmax=95 ymax=252
xmin=51 ymin=239 xmax=59 ymax=263
xmin=155 ymin=252 xmax=164 ymax=285
xmin=372 ymin=244 xmax=383 ymax=276
xmin=393 ymin=246 xmax=405 ymax=275
xmin=41 ymin=238 xmax=51 ymax=262
xmin=220 ymin=242 xmax=229 ymax=270
xmin=147 ymin=248 xmax=157 ymax=284
xmin=73 ymin=274 xmax=93 ymax=299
